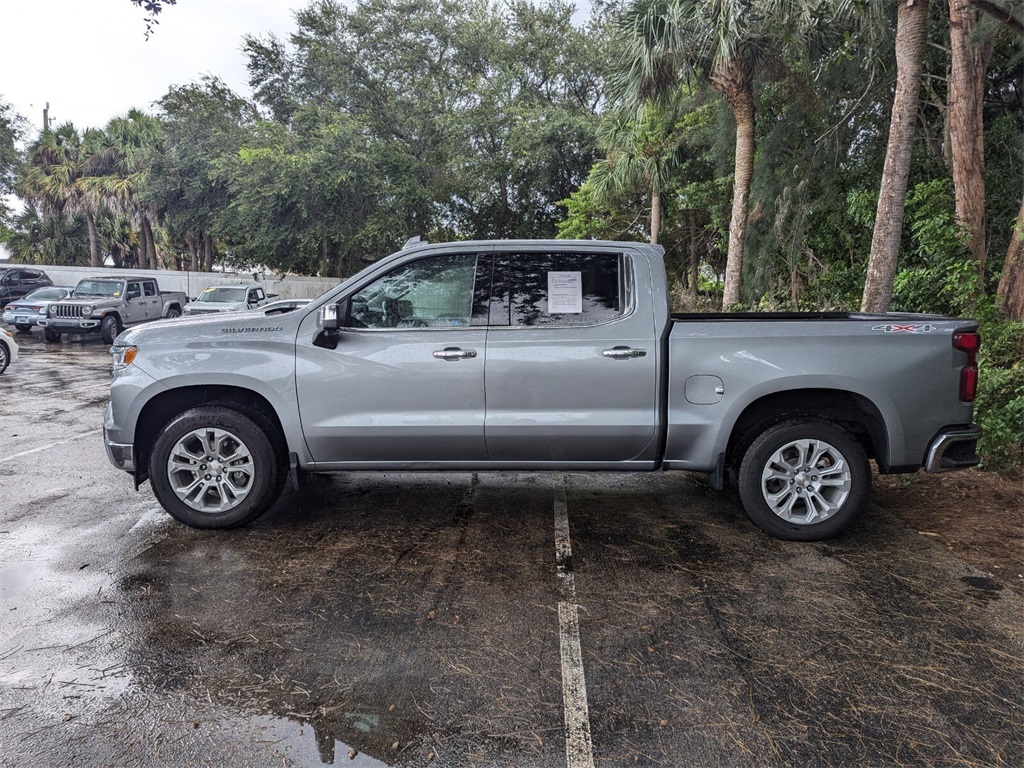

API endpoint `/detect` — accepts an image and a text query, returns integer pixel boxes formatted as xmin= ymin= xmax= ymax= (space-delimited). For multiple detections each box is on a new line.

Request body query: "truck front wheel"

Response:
xmin=738 ymin=418 xmax=869 ymax=541
xmin=149 ymin=406 xmax=286 ymax=529
xmin=100 ymin=315 xmax=122 ymax=344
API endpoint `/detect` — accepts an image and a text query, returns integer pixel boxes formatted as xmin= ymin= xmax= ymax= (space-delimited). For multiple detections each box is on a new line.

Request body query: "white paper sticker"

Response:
xmin=548 ymin=271 xmax=583 ymax=314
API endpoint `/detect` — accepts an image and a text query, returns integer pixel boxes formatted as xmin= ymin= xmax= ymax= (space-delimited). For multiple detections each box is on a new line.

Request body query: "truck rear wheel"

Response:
xmin=149 ymin=405 xmax=286 ymax=529
xmin=738 ymin=418 xmax=869 ymax=541
xmin=100 ymin=315 xmax=122 ymax=344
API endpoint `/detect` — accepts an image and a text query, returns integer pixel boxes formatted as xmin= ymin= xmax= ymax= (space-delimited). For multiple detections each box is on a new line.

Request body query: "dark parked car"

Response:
xmin=2 ymin=286 xmax=74 ymax=332
xmin=0 ymin=267 xmax=53 ymax=309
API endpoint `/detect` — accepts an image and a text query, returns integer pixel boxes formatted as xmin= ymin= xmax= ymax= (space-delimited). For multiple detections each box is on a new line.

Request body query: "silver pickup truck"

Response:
xmin=104 ymin=240 xmax=981 ymax=540
xmin=40 ymin=276 xmax=186 ymax=344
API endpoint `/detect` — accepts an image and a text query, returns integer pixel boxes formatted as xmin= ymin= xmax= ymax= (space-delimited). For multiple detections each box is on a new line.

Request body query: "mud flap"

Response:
xmin=289 ymin=452 xmax=307 ymax=491
xmin=707 ymin=451 xmax=725 ymax=491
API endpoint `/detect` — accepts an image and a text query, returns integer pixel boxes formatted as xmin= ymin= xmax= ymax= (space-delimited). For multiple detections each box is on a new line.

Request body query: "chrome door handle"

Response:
xmin=602 ymin=346 xmax=647 ymax=359
xmin=433 ymin=347 xmax=478 ymax=361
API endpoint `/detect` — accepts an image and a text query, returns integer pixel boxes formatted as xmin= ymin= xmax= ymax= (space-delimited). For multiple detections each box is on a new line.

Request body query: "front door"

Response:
xmin=295 ymin=251 xmax=492 ymax=465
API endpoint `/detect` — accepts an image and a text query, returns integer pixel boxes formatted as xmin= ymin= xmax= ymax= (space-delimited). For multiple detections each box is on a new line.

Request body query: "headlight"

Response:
xmin=38 ymin=306 xmax=48 ymax=315
xmin=111 ymin=345 xmax=138 ymax=370
xmin=49 ymin=305 xmax=58 ymax=315
xmin=80 ymin=305 xmax=93 ymax=315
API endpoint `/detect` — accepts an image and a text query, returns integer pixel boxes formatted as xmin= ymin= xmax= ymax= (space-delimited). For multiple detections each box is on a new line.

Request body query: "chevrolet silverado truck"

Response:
xmin=183 ymin=283 xmax=277 ymax=316
xmin=39 ymin=276 xmax=187 ymax=344
xmin=104 ymin=239 xmax=982 ymax=540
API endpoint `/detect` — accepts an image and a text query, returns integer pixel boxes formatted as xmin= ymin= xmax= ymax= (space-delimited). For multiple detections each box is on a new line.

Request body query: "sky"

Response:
xmin=3 ymin=0 xmax=308 ymax=136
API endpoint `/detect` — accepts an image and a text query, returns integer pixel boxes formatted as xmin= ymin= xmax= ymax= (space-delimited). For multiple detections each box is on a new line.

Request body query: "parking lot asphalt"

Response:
xmin=1 ymin=328 xmax=1022 ymax=768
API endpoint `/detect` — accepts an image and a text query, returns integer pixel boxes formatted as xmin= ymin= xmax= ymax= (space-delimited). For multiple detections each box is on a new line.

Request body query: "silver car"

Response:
xmin=2 ymin=286 xmax=74 ymax=332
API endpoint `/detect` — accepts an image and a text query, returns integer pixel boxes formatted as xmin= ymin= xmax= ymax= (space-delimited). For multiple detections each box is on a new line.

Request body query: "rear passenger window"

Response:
xmin=143 ymin=282 xmax=157 ymax=297
xmin=493 ymin=253 xmax=627 ymax=327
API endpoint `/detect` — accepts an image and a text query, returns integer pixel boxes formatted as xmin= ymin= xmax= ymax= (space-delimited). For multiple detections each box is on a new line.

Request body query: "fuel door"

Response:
xmin=684 ymin=375 xmax=725 ymax=405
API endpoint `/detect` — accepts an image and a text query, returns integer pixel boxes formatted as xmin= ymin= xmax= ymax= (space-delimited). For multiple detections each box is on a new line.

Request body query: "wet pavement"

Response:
xmin=1 ymin=327 xmax=1022 ymax=767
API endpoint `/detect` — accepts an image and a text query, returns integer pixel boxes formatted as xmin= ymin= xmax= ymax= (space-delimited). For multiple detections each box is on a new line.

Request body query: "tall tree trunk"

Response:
xmin=689 ymin=211 xmax=699 ymax=298
xmin=85 ymin=210 xmax=100 ymax=268
xmin=139 ymin=217 xmax=152 ymax=270
xmin=713 ymin=58 xmax=755 ymax=309
xmin=949 ymin=0 xmax=996 ymax=277
xmin=186 ymin=236 xmax=199 ymax=271
xmin=144 ymin=217 xmax=159 ymax=270
xmin=203 ymin=233 xmax=216 ymax=272
xmin=650 ymin=186 xmax=661 ymax=245
xmin=997 ymin=197 xmax=1024 ymax=320
xmin=861 ymin=0 xmax=930 ymax=313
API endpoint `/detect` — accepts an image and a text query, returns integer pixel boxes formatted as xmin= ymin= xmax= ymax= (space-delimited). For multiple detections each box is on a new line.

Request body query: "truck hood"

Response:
xmin=62 ymin=297 xmax=121 ymax=308
xmin=118 ymin=307 xmax=303 ymax=346
xmin=184 ymin=301 xmax=248 ymax=312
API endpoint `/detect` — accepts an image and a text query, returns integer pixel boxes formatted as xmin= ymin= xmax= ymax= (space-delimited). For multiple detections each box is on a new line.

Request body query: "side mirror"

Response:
xmin=313 ymin=301 xmax=346 ymax=350
xmin=320 ymin=303 xmax=340 ymax=331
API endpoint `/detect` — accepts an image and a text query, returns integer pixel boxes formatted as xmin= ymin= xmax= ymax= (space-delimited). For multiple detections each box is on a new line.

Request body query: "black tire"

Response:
xmin=44 ymin=328 xmax=61 ymax=342
xmin=15 ymin=323 xmax=32 ymax=333
xmin=100 ymin=315 xmax=122 ymax=345
xmin=738 ymin=418 xmax=870 ymax=541
xmin=149 ymin=405 xmax=286 ymax=529
xmin=165 ymin=307 xmax=181 ymax=318
xmin=0 ymin=341 xmax=8 ymax=374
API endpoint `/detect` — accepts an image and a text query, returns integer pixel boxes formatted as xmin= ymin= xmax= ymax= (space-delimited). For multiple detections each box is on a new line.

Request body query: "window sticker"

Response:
xmin=548 ymin=271 xmax=583 ymax=314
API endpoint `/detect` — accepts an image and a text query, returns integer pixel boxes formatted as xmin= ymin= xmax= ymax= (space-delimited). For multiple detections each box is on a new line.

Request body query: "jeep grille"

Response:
xmin=53 ymin=304 xmax=85 ymax=319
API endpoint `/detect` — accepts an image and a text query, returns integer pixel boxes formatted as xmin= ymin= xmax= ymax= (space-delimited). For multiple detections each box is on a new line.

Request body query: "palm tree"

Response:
xmin=6 ymin=202 xmax=91 ymax=266
xmin=590 ymin=100 xmax=687 ymax=244
xmin=614 ymin=0 xmax=890 ymax=308
xmin=102 ymin=109 xmax=165 ymax=269
xmin=614 ymin=0 xmax=813 ymax=307
xmin=20 ymin=123 xmax=107 ymax=267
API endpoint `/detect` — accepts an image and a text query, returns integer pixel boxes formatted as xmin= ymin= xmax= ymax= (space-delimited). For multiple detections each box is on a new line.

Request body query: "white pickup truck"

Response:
xmin=183 ymin=284 xmax=277 ymax=316
xmin=104 ymin=239 xmax=982 ymax=540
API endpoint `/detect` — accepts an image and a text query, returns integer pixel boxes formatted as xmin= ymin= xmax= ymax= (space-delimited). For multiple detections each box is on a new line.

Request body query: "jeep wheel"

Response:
xmin=738 ymin=418 xmax=870 ymax=541
xmin=150 ymin=405 xmax=286 ymax=528
xmin=165 ymin=307 xmax=181 ymax=318
xmin=44 ymin=328 xmax=61 ymax=342
xmin=100 ymin=315 xmax=122 ymax=345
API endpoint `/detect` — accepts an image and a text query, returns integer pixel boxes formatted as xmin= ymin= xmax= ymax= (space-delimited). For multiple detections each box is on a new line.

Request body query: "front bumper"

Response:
xmin=104 ymin=429 xmax=136 ymax=473
xmin=38 ymin=317 xmax=101 ymax=332
xmin=924 ymin=424 xmax=982 ymax=472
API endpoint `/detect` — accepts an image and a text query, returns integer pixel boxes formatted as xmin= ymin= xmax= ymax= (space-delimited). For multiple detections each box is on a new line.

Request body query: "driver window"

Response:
xmin=127 ymin=283 xmax=142 ymax=299
xmin=347 ymin=253 xmax=484 ymax=329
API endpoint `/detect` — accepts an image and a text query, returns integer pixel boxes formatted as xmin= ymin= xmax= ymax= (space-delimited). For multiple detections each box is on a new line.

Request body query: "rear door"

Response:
xmin=483 ymin=248 xmax=659 ymax=464
xmin=296 ymin=249 xmax=492 ymax=464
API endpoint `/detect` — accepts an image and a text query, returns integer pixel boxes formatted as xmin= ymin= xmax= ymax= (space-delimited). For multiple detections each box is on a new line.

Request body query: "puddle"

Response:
xmin=252 ymin=714 xmax=393 ymax=766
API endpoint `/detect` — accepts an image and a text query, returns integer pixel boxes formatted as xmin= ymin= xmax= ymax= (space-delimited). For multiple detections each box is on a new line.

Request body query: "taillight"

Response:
xmin=953 ymin=331 xmax=980 ymax=402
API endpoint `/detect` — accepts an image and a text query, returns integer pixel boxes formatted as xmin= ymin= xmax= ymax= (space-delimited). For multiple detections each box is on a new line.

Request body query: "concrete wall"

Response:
xmin=31 ymin=266 xmax=340 ymax=302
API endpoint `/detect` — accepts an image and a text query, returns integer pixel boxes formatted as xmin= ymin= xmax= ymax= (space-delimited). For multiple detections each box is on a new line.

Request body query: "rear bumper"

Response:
xmin=924 ymin=424 xmax=982 ymax=473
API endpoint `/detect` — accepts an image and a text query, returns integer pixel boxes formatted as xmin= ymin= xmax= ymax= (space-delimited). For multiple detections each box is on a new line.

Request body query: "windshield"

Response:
xmin=23 ymin=287 xmax=69 ymax=301
xmin=197 ymin=287 xmax=247 ymax=303
xmin=74 ymin=280 xmax=123 ymax=298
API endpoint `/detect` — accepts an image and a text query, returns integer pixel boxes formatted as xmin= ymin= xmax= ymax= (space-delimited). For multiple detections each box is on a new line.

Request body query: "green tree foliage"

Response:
xmin=0 ymin=95 xmax=25 ymax=233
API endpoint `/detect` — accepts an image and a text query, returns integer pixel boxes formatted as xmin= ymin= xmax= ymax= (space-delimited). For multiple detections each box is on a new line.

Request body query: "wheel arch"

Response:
xmin=726 ymin=388 xmax=890 ymax=471
xmin=134 ymin=385 xmax=287 ymax=480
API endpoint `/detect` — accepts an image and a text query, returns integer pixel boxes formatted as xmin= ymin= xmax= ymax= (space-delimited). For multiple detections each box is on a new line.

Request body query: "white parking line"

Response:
xmin=0 ymin=428 xmax=103 ymax=464
xmin=554 ymin=480 xmax=596 ymax=768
